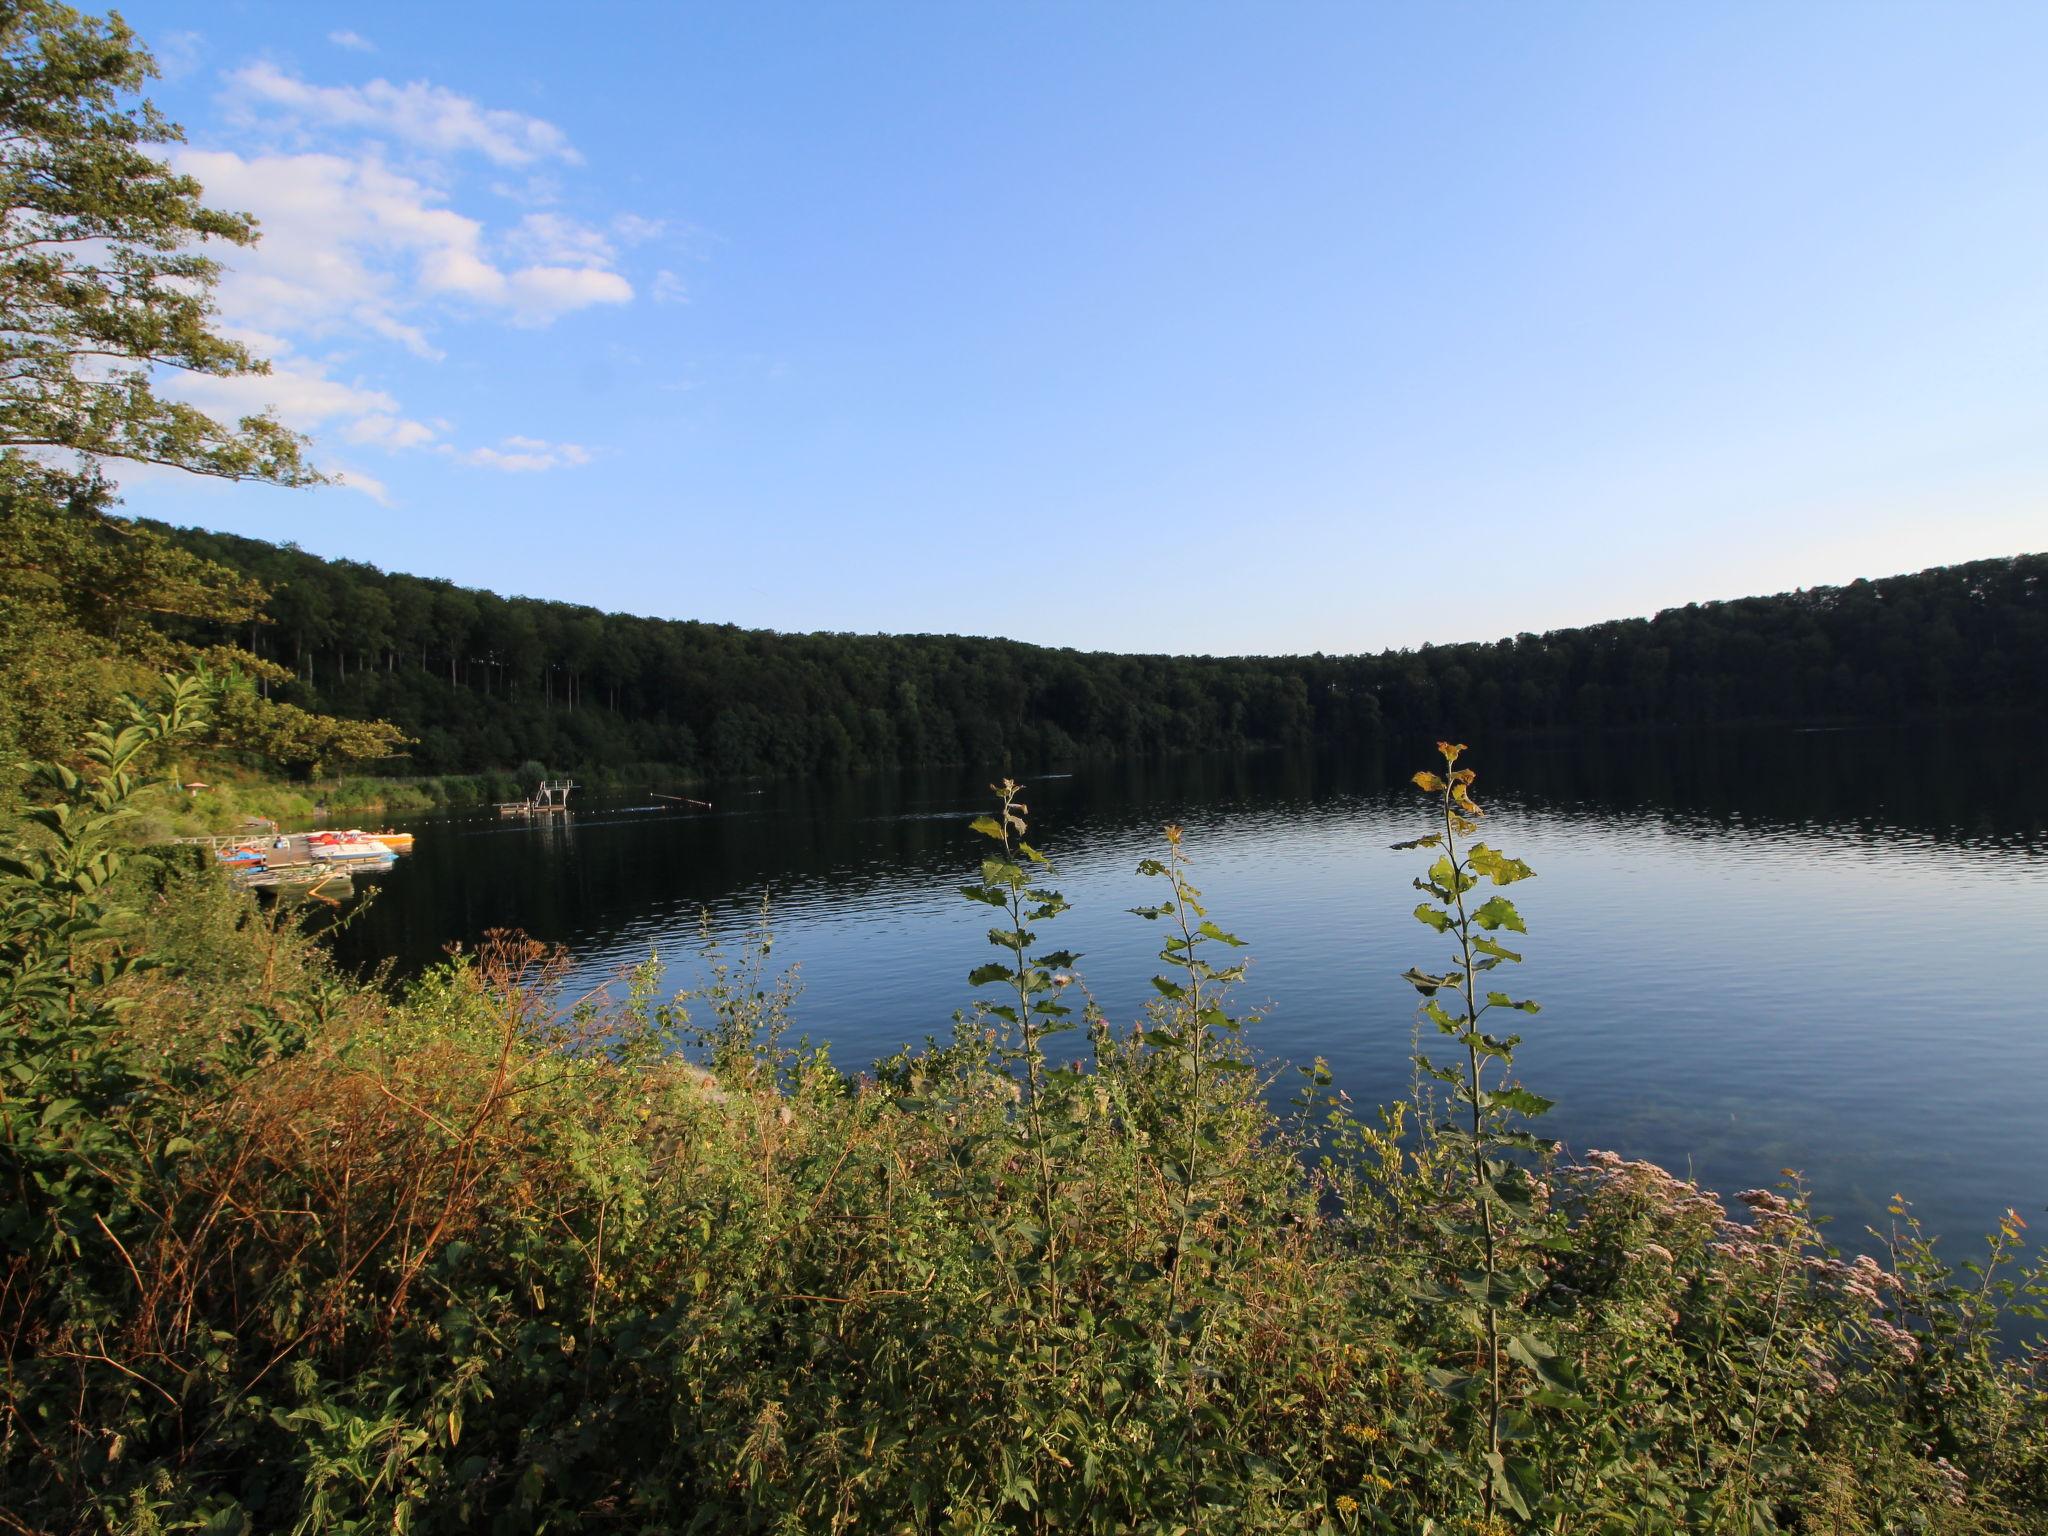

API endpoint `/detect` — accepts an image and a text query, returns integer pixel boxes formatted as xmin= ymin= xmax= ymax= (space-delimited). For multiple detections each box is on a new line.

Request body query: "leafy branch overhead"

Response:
xmin=0 ymin=6 xmax=408 ymax=785
xmin=0 ymin=1 xmax=316 ymax=484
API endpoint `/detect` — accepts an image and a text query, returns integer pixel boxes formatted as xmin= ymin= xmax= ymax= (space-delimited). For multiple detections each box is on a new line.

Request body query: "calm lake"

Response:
xmin=329 ymin=725 xmax=2048 ymax=1256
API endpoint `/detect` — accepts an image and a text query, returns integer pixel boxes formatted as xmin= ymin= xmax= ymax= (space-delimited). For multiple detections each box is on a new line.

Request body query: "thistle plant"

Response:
xmin=1399 ymin=741 xmax=1569 ymax=1525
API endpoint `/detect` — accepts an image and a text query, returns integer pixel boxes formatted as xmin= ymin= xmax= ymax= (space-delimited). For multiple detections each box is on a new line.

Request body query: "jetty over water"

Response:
xmin=498 ymin=779 xmax=577 ymax=819
xmin=176 ymin=830 xmax=405 ymax=898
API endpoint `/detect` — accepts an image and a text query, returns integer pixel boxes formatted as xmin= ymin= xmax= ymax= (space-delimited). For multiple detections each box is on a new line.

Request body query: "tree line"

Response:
xmin=162 ymin=525 xmax=2045 ymax=780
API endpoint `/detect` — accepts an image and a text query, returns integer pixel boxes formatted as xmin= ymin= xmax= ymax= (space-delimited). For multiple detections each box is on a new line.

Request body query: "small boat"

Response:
xmin=373 ymin=830 xmax=415 ymax=853
xmin=310 ymin=831 xmax=395 ymax=863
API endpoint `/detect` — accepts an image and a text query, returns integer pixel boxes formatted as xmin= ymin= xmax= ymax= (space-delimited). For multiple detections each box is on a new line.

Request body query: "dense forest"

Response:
xmin=163 ymin=525 xmax=2046 ymax=780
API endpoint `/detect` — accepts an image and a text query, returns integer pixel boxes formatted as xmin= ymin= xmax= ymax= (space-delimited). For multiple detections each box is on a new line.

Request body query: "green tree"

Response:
xmin=0 ymin=3 xmax=406 ymax=791
xmin=0 ymin=1 xmax=312 ymax=482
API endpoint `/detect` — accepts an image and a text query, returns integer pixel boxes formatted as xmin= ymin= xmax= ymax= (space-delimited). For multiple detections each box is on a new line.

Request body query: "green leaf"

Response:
xmin=1471 ymin=896 xmax=1526 ymax=934
xmin=1412 ymin=903 xmax=1451 ymax=932
xmin=1487 ymin=1086 xmax=1554 ymax=1118
xmin=1507 ymin=1332 xmax=1580 ymax=1395
xmin=1498 ymin=1454 xmax=1542 ymax=1518
xmin=1469 ymin=844 xmax=1535 ymax=885
xmin=969 ymin=815 xmax=1007 ymax=842
xmin=1485 ymin=991 xmax=1541 ymax=1013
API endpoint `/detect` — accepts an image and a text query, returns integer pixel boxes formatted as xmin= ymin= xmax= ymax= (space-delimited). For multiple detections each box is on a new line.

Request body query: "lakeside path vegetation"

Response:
xmin=1 ymin=678 xmax=2043 ymax=1532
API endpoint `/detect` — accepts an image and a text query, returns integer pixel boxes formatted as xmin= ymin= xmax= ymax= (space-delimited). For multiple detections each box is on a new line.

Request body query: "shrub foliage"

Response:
xmin=1 ymin=681 xmax=2042 ymax=1533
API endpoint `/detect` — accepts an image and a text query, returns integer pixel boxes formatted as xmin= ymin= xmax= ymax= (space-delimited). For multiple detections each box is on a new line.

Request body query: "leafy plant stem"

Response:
xmin=1439 ymin=764 xmax=1504 ymax=1523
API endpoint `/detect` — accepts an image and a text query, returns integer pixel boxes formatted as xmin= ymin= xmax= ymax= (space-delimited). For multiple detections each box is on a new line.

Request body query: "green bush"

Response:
xmin=2 ymin=683 xmax=2042 ymax=1533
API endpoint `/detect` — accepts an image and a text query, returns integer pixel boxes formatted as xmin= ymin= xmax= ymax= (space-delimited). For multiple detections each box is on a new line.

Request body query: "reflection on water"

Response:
xmin=331 ymin=723 xmax=2048 ymax=1253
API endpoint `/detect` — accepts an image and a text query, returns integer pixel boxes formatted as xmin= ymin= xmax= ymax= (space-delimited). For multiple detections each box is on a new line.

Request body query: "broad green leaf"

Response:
xmin=1471 ymin=896 xmax=1526 ymax=934
xmin=1469 ymin=843 xmax=1535 ymax=885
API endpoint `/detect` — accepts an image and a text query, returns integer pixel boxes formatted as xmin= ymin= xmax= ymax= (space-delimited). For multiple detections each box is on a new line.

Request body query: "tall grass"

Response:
xmin=2 ymin=679 xmax=2042 ymax=1533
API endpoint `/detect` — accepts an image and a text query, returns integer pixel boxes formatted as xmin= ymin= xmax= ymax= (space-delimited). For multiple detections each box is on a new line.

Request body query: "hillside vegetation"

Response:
xmin=163 ymin=524 xmax=2046 ymax=781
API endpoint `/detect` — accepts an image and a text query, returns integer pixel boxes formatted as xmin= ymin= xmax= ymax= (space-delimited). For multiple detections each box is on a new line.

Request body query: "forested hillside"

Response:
xmin=164 ymin=526 xmax=2045 ymax=779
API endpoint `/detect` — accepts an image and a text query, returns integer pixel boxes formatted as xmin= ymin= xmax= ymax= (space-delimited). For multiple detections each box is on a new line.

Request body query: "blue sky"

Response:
xmin=118 ymin=2 xmax=2048 ymax=654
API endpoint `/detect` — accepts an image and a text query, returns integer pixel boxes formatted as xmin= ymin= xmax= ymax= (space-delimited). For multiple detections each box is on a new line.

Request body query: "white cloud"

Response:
xmin=509 ymin=211 xmax=615 ymax=267
xmin=175 ymin=146 xmax=633 ymax=341
xmin=226 ymin=61 xmax=580 ymax=167
xmin=327 ymin=30 xmax=375 ymax=53
xmin=490 ymin=173 xmax=563 ymax=206
xmin=504 ymin=264 xmax=632 ymax=320
xmin=156 ymin=30 xmax=205 ymax=81
xmin=343 ymin=413 xmax=438 ymax=449
xmin=159 ymin=62 xmax=669 ymax=497
xmin=610 ymin=213 xmax=666 ymax=245
xmin=446 ymin=435 xmax=592 ymax=472
xmin=652 ymin=269 xmax=688 ymax=305
xmin=332 ymin=467 xmax=393 ymax=504
xmin=179 ymin=355 xmax=400 ymax=425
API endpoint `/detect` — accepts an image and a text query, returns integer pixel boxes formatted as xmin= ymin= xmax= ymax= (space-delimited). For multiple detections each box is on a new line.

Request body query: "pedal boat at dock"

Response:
xmin=307 ymin=831 xmax=398 ymax=862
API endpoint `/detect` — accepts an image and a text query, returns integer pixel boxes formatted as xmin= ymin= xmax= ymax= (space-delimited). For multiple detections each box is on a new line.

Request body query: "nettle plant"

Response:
xmin=1398 ymin=741 xmax=1579 ymax=1524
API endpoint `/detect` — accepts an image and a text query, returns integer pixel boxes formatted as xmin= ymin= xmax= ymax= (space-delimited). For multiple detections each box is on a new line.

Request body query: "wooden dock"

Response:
xmin=187 ymin=833 xmax=398 ymax=895
xmin=498 ymin=778 xmax=578 ymax=818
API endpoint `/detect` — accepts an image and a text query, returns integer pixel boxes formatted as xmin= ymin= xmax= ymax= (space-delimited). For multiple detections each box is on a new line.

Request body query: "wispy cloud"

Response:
xmin=226 ymin=60 xmax=580 ymax=167
xmin=331 ymin=466 xmax=393 ymax=504
xmin=508 ymin=211 xmax=617 ymax=268
xmin=327 ymin=30 xmax=375 ymax=53
xmin=446 ymin=435 xmax=593 ymax=472
xmin=155 ymin=30 xmax=205 ymax=80
xmin=145 ymin=58 xmax=684 ymax=499
xmin=177 ymin=349 xmax=401 ymax=424
xmin=611 ymin=212 xmax=666 ymax=245
xmin=343 ymin=413 xmax=439 ymax=450
xmin=175 ymin=147 xmax=634 ymax=345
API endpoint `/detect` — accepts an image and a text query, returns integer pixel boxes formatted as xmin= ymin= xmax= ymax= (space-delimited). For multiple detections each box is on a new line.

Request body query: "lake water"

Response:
xmin=328 ymin=725 xmax=2048 ymax=1257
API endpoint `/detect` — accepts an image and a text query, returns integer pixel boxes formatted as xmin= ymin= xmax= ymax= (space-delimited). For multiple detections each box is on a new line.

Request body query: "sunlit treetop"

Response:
xmin=0 ymin=0 xmax=314 ymax=483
